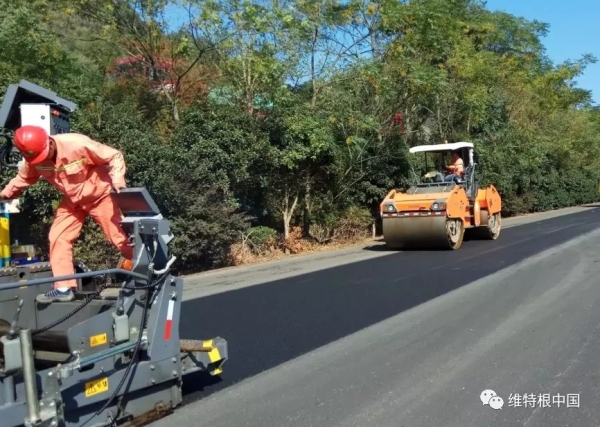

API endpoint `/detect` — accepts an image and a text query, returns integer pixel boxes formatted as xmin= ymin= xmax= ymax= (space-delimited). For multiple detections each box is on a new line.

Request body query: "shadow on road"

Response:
xmin=362 ymin=243 xmax=390 ymax=251
xmin=181 ymin=371 xmax=223 ymax=396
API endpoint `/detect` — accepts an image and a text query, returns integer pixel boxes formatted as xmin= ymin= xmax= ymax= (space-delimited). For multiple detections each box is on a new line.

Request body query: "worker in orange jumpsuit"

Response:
xmin=0 ymin=125 xmax=134 ymax=303
xmin=444 ymin=150 xmax=464 ymax=183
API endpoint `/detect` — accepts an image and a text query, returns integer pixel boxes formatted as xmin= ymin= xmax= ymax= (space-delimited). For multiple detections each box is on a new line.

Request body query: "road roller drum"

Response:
xmin=382 ymin=216 xmax=465 ymax=250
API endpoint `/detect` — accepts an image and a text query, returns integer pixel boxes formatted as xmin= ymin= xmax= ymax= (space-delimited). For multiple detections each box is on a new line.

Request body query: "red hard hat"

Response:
xmin=14 ymin=125 xmax=50 ymax=165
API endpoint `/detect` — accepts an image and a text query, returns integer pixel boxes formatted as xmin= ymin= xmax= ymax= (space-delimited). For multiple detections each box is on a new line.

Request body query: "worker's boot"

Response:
xmin=36 ymin=288 xmax=75 ymax=304
xmin=116 ymin=257 xmax=134 ymax=283
xmin=117 ymin=257 xmax=133 ymax=271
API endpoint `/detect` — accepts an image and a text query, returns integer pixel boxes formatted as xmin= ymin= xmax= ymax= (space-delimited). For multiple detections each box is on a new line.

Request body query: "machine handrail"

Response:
xmin=0 ymin=268 xmax=149 ymax=291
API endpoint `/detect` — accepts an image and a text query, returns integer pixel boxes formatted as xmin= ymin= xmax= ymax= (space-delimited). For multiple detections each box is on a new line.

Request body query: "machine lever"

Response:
xmin=7 ymin=299 xmax=23 ymax=339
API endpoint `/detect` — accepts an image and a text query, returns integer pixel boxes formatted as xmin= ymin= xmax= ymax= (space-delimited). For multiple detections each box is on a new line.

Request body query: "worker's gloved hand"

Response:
xmin=112 ymin=183 xmax=126 ymax=194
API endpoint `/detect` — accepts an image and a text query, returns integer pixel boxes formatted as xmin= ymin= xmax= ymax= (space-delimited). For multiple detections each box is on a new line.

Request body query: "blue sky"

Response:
xmin=484 ymin=0 xmax=599 ymax=105
xmin=166 ymin=0 xmax=598 ymax=105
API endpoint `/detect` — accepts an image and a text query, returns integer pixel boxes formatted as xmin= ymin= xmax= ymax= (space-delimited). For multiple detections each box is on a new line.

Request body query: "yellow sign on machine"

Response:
xmin=0 ymin=216 xmax=10 ymax=267
xmin=89 ymin=333 xmax=107 ymax=347
xmin=85 ymin=377 xmax=109 ymax=398
xmin=0 ymin=199 xmax=20 ymax=267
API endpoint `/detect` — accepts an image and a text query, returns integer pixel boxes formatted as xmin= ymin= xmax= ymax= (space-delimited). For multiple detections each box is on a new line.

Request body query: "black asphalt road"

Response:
xmin=178 ymin=207 xmax=600 ymax=405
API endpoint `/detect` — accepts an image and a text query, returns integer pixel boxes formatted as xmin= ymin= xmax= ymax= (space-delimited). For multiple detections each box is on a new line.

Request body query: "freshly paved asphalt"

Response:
xmin=157 ymin=207 xmax=600 ymax=426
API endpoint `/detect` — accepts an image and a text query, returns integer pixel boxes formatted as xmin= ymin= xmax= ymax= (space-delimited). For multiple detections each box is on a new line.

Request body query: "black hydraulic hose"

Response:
xmin=79 ymin=271 xmax=170 ymax=427
xmin=0 ymin=133 xmax=19 ymax=169
xmin=32 ymin=272 xmax=168 ymax=335
xmin=90 ymin=286 xmax=151 ymax=425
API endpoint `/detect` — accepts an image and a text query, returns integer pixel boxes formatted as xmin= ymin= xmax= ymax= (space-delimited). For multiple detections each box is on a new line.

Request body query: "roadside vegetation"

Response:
xmin=1 ymin=0 xmax=598 ymax=274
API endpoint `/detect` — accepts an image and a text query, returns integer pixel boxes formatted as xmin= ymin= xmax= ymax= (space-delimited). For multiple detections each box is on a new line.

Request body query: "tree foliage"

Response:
xmin=1 ymin=0 xmax=599 ymax=273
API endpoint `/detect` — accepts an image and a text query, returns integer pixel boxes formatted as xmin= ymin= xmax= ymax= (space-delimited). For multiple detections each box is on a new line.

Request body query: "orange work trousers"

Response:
xmin=49 ymin=194 xmax=133 ymax=289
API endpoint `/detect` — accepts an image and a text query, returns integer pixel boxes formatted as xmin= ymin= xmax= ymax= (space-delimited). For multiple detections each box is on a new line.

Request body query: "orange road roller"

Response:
xmin=380 ymin=141 xmax=502 ymax=250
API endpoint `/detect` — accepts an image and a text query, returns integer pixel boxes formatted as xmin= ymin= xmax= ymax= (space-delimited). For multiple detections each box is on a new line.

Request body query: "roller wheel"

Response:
xmin=446 ymin=218 xmax=465 ymax=250
xmin=476 ymin=210 xmax=501 ymax=240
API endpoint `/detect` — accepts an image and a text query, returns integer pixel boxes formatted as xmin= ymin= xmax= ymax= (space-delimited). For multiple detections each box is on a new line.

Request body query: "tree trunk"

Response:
xmin=283 ymin=211 xmax=291 ymax=241
xmin=302 ymin=180 xmax=312 ymax=237
xmin=281 ymin=185 xmax=299 ymax=240
xmin=310 ymin=27 xmax=319 ymax=110
xmin=172 ymin=101 xmax=180 ymax=122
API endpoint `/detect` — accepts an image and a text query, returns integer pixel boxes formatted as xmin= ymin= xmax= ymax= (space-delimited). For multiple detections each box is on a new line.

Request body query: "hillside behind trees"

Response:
xmin=1 ymin=0 xmax=599 ymax=274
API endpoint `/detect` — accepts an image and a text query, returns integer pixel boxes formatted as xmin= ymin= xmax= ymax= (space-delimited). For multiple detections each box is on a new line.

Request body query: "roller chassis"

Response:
xmin=380 ymin=142 xmax=502 ymax=250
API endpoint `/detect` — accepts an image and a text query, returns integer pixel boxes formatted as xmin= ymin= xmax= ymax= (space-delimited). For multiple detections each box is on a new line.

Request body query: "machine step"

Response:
xmin=179 ymin=339 xmax=216 ymax=352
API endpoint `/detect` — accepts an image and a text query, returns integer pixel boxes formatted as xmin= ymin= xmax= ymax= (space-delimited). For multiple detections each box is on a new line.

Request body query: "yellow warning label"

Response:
xmin=90 ymin=333 xmax=107 ymax=347
xmin=85 ymin=377 xmax=108 ymax=398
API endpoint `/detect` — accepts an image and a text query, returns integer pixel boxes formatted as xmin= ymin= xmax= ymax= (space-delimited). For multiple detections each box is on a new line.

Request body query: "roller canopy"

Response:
xmin=409 ymin=142 xmax=474 ymax=154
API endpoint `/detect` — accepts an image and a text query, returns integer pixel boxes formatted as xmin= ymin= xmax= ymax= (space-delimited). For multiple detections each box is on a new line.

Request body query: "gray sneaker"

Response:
xmin=36 ymin=288 xmax=75 ymax=303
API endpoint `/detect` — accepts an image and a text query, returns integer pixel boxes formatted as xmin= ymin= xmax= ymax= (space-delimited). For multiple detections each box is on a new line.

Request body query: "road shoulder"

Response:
xmin=181 ymin=204 xmax=600 ymax=301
